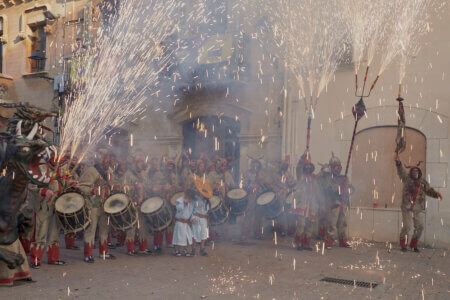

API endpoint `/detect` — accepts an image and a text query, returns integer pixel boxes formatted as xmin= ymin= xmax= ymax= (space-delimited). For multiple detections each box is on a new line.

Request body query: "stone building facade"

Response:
xmin=0 ymin=0 xmax=448 ymax=247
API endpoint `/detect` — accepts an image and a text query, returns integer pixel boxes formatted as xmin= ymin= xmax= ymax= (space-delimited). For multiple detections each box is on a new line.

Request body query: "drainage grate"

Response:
xmin=320 ymin=277 xmax=379 ymax=289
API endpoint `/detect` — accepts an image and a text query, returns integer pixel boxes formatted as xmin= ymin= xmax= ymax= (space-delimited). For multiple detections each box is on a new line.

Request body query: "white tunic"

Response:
xmin=172 ymin=196 xmax=194 ymax=246
xmin=192 ymin=196 xmax=209 ymax=241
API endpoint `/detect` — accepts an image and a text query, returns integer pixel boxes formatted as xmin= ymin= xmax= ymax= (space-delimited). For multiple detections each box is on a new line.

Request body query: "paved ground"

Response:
xmin=3 ymin=236 xmax=450 ymax=300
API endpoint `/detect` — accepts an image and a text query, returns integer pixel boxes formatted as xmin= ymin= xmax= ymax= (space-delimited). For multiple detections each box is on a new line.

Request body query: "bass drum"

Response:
xmin=104 ymin=193 xmax=137 ymax=231
xmin=208 ymin=195 xmax=229 ymax=226
xmin=141 ymin=197 xmax=173 ymax=232
xmin=256 ymin=191 xmax=282 ymax=219
xmin=55 ymin=192 xmax=90 ymax=233
xmin=226 ymin=189 xmax=248 ymax=216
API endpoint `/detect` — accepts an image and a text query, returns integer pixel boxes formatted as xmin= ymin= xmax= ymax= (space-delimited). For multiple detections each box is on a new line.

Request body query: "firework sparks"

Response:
xmin=385 ymin=0 xmax=433 ymax=84
xmin=58 ymin=0 xmax=181 ymax=164
xmin=271 ymin=0 xmax=348 ymax=103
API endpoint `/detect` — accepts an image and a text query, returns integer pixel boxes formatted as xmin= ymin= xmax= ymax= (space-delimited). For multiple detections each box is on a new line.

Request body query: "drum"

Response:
xmin=55 ymin=192 xmax=90 ymax=233
xmin=256 ymin=191 xmax=282 ymax=219
xmin=208 ymin=195 xmax=229 ymax=226
xmin=141 ymin=197 xmax=173 ymax=232
xmin=226 ymin=189 xmax=248 ymax=216
xmin=170 ymin=192 xmax=184 ymax=207
xmin=104 ymin=193 xmax=137 ymax=231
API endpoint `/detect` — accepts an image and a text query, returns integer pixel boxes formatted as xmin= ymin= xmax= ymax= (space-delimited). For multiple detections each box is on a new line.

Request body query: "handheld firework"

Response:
xmin=344 ymin=97 xmax=366 ymax=177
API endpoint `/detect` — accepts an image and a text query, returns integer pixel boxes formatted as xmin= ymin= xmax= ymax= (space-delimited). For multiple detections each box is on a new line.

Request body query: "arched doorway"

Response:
xmin=350 ymin=126 xmax=426 ymax=209
xmin=182 ymin=115 xmax=240 ymax=179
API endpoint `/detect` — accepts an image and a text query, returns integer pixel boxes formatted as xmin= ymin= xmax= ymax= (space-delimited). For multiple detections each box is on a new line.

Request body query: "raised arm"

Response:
xmin=395 ymin=159 xmax=408 ymax=182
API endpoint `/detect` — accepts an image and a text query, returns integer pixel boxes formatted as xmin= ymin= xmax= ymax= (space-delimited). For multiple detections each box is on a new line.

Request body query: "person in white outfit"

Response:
xmin=191 ymin=194 xmax=210 ymax=256
xmin=172 ymin=189 xmax=195 ymax=256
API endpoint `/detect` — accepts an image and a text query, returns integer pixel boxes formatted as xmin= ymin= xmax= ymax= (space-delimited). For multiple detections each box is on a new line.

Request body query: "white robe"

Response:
xmin=192 ymin=196 xmax=209 ymax=241
xmin=172 ymin=197 xmax=194 ymax=246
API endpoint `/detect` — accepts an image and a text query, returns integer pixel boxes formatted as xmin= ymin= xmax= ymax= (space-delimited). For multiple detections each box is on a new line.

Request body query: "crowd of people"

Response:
xmin=17 ymin=147 xmax=442 ymax=271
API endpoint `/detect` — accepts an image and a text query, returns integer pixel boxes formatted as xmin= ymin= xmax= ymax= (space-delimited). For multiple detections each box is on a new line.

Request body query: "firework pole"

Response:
xmin=344 ymin=98 xmax=366 ymax=176
xmin=395 ymin=84 xmax=406 ymax=159
xmin=306 ymin=113 xmax=312 ymax=150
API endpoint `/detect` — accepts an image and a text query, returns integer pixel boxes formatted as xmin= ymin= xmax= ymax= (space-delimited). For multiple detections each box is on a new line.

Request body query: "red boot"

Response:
xmin=65 ymin=236 xmax=73 ymax=249
xmin=126 ymin=240 xmax=136 ymax=255
xmin=99 ymin=240 xmax=115 ymax=259
xmin=400 ymin=237 xmax=407 ymax=252
xmin=319 ymin=226 xmax=326 ymax=239
xmin=30 ymin=244 xmax=44 ymax=268
xmin=303 ymin=236 xmax=313 ymax=251
xmin=294 ymin=234 xmax=302 ymax=248
xmin=139 ymin=239 xmax=152 ymax=255
xmin=410 ymin=238 xmax=419 ymax=252
xmin=166 ymin=231 xmax=173 ymax=246
xmin=153 ymin=232 xmax=163 ymax=250
xmin=99 ymin=240 xmax=108 ymax=256
xmin=339 ymin=238 xmax=352 ymax=248
xmin=325 ymin=237 xmax=334 ymax=249
xmin=84 ymin=242 xmax=94 ymax=263
xmin=65 ymin=235 xmax=79 ymax=250
xmin=84 ymin=242 xmax=93 ymax=257
xmin=117 ymin=232 xmax=126 ymax=246
xmin=47 ymin=244 xmax=65 ymax=265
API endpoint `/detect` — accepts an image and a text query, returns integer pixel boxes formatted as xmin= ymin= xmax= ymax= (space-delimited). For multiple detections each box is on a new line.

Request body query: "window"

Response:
xmin=350 ymin=126 xmax=426 ymax=209
xmin=28 ymin=24 xmax=46 ymax=72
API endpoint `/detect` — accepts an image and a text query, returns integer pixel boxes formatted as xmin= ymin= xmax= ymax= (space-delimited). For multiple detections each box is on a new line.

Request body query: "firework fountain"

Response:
xmin=385 ymin=0 xmax=434 ymax=158
xmin=58 ymin=0 xmax=182 ymax=166
xmin=342 ymin=0 xmax=440 ymax=174
xmin=268 ymin=0 xmax=349 ymax=151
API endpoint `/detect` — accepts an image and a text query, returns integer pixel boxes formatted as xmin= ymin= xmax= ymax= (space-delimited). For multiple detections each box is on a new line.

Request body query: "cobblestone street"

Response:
xmin=3 ymin=236 xmax=449 ymax=299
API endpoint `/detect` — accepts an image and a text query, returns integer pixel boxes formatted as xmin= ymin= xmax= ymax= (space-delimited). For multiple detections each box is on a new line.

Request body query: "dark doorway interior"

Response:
xmin=182 ymin=115 xmax=240 ymax=180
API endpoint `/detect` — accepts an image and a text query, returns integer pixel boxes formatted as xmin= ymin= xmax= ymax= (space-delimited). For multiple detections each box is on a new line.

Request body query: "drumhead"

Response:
xmin=210 ymin=195 xmax=221 ymax=209
xmin=104 ymin=193 xmax=130 ymax=214
xmin=227 ymin=189 xmax=248 ymax=200
xmin=55 ymin=192 xmax=85 ymax=214
xmin=170 ymin=192 xmax=184 ymax=206
xmin=256 ymin=191 xmax=276 ymax=205
xmin=141 ymin=197 xmax=164 ymax=214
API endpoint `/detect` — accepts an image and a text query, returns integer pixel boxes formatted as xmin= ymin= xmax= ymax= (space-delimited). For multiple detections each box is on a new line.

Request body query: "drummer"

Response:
xmin=291 ymin=152 xmax=319 ymax=251
xmin=147 ymin=157 xmax=169 ymax=253
xmin=113 ymin=161 xmax=152 ymax=256
xmin=64 ymin=157 xmax=82 ymax=251
xmin=29 ymin=153 xmax=77 ymax=268
xmin=241 ymin=158 xmax=265 ymax=240
xmin=153 ymin=158 xmax=180 ymax=251
xmin=177 ymin=150 xmax=191 ymax=188
xmin=79 ymin=151 xmax=116 ymax=263
xmin=214 ymin=158 xmax=236 ymax=240
xmin=214 ymin=158 xmax=235 ymax=198
xmin=205 ymin=159 xmax=220 ymax=241
xmin=270 ymin=156 xmax=296 ymax=237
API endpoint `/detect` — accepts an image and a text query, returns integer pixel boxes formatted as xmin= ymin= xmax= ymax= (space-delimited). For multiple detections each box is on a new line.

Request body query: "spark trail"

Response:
xmin=58 ymin=0 xmax=181 ymax=164
xmin=271 ymin=0 xmax=349 ymax=104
